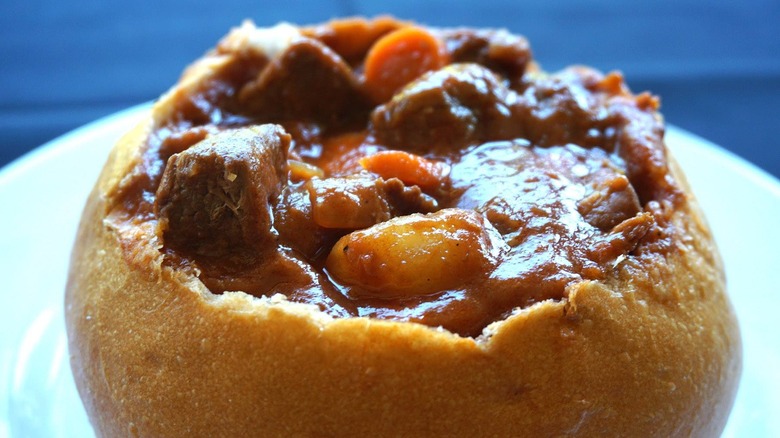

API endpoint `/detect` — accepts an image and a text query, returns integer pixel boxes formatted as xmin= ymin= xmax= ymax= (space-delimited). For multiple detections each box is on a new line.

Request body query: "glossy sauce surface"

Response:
xmin=112 ymin=18 xmax=678 ymax=336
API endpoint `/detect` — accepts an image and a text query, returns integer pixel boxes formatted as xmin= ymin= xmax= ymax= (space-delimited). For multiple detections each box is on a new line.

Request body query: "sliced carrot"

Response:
xmin=359 ymin=150 xmax=450 ymax=191
xmin=363 ymin=26 xmax=447 ymax=103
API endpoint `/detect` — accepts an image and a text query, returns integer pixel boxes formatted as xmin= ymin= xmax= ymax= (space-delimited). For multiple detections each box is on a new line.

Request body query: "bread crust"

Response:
xmin=65 ymin=22 xmax=741 ymax=438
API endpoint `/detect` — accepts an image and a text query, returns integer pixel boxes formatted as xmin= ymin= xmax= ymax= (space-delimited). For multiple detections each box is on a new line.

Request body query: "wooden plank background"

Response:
xmin=1 ymin=0 xmax=778 ymax=178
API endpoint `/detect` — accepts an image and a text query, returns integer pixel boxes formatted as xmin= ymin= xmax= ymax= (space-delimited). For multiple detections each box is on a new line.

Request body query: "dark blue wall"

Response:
xmin=2 ymin=0 xmax=778 ymax=178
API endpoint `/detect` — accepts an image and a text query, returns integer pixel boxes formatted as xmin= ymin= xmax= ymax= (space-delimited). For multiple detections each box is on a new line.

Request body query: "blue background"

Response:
xmin=1 ymin=0 xmax=778 ymax=179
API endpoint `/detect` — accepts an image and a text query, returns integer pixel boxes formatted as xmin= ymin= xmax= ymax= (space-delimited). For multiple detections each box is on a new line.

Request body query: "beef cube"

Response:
xmin=578 ymin=174 xmax=642 ymax=231
xmin=155 ymin=124 xmax=290 ymax=256
xmin=371 ymin=64 xmax=520 ymax=151
xmin=238 ymin=38 xmax=371 ymax=126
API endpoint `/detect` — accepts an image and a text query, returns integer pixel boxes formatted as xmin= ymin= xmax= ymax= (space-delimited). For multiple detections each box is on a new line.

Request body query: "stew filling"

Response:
xmin=110 ymin=18 xmax=680 ymax=337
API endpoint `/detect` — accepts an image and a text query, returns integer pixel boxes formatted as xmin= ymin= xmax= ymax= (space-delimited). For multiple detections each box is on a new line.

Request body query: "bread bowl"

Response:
xmin=65 ymin=17 xmax=741 ymax=437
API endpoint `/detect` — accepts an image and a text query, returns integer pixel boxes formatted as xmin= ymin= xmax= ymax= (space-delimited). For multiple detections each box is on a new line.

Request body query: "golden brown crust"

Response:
xmin=66 ymin=20 xmax=740 ymax=438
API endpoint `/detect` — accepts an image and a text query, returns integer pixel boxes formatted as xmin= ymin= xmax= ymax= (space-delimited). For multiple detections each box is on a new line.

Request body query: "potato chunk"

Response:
xmin=326 ymin=208 xmax=506 ymax=298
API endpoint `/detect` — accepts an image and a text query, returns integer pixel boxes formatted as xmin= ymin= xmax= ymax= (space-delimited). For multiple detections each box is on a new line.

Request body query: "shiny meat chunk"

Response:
xmin=511 ymin=68 xmax=608 ymax=149
xmin=238 ymin=38 xmax=371 ymax=126
xmin=305 ymin=174 xmax=438 ymax=229
xmin=588 ymin=212 xmax=656 ymax=264
xmin=441 ymin=28 xmax=532 ymax=85
xmin=609 ymin=95 xmax=681 ymax=203
xmin=381 ymin=177 xmax=440 ymax=215
xmin=371 ymin=63 xmax=521 ymax=151
xmin=272 ymin=183 xmax=335 ymax=260
xmin=578 ymin=174 xmax=642 ymax=231
xmin=306 ymin=175 xmax=393 ymax=229
xmin=155 ymin=125 xmax=290 ymax=257
xmin=512 ymin=67 xmax=679 ymax=201
xmin=272 ymin=174 xmax=439 ymax=261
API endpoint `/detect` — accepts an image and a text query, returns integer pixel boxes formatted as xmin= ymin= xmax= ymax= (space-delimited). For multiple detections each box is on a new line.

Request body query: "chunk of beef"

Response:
xmin=237 ymin=38 xmax=371 ymax=126
xmin=511 ymin=68 xmax=608 ymax=149
xmin=273 ymin=183 xmax=339 ymax=260
xmin=271 ymin=174 xmax=439 ymax=260
xmin=512 ymin=68 xmax=679 ymax=203
xmin=587 ymin=212 xmax=655 ymax=264
xmin=609 ymin=97 xmax=681 ymax=203
xmin=381 ymin=178 xmax=440 ymax=215
xmin=155 ymin=124 xmax=290 ymax=257
xmin=577 ymin=174 xmax=642 ymax=231
xmin=371 ymin=63 xmax=521 ymax=151
xmin=441 ymin=28 xmax=532 ymax=85
xmin=305 ymin=174 xmax=438 ymax=229
xmin=306 ymin=175 xmax=392 ymax=229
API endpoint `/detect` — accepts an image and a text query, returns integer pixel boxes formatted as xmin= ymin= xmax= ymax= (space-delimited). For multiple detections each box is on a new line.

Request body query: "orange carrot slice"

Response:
xmin=359 ymin=150 xmax=449 ymax=191
xmin=363 ymin=26 xmax=446 ymax=103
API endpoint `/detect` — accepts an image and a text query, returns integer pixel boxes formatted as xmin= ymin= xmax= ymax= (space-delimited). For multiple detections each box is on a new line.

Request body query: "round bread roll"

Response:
xmin=66 ymin=18 xmax=741 ymax=437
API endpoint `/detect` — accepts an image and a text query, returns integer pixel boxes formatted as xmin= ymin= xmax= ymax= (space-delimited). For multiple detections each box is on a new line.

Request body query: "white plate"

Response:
xmin=1 ymin=105 xmax=778 ymax=437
